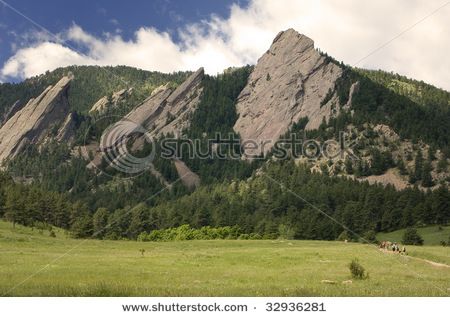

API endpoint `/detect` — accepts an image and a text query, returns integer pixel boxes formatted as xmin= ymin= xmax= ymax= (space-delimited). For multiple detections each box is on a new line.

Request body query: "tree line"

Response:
xmin=2 ymin=161 xmax=448 ymax=241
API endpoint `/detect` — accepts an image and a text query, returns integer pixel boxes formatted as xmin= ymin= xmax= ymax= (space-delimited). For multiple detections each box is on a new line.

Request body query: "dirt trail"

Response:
xmin=379 ymin=248 xmax=450 ymax=268
xmin=413 ymin=257 xmax=450 ymax=268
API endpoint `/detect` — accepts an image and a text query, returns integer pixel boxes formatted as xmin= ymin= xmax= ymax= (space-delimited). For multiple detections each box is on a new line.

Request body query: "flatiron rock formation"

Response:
xmin=89 ymin=88 xmax=133 ymax=114
xmin=233 ymin=29 xmax=343 ymax=156
xmin=0 ymin=76 xmax=72 ymax=165
xmin=101 ymin=67 xmax=204 ymax=151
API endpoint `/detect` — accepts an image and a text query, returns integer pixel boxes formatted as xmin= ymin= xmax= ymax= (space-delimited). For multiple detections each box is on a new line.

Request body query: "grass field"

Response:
xmin=0 ymin=221 xmax=449 ymax=296
xmin=376 ymin=226 xmax=450 ymax=246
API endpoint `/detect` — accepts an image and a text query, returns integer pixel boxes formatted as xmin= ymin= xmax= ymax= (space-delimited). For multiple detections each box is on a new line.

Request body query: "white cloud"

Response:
xmin=1 ymin=0 xmax=449 ymax=90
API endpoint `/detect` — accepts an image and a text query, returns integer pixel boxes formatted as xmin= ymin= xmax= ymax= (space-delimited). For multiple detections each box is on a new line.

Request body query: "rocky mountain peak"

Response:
xmin=270 ymin=28 xmax=314 ymax=54
xmin=234 ymin=29 xmax=343 ymax=157
xmin=0 ymin=75 xmax=72 ymax=165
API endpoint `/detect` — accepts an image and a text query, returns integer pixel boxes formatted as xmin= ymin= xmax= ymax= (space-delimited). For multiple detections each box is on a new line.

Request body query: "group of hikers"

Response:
xmin=379 ymin=241 xmax=407 ymax=254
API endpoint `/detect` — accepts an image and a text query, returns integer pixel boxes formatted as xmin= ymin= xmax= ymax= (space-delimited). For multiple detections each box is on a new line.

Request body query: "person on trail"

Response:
xmin=393 ymin=243 xmax=398 ymax=252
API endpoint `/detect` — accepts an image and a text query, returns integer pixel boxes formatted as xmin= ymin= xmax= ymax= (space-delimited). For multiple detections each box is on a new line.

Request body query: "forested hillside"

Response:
xmin=1 ymin=33 xmax=450 ymax=243
xmin=0 ymin=65 xmax=190 ymax=116
xmin=2 ymin=162 xmax=449 ymax=240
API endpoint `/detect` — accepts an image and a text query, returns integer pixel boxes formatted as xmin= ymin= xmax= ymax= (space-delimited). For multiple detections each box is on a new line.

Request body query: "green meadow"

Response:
xmin=376 ymin=225 xmax=450 ymax=246
xmin=0 ymin=221 xmax=448 ymax=296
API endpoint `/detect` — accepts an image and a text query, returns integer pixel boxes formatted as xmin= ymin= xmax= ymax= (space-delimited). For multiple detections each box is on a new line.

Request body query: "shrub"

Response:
xmin=138 ymin=225 xmax=246 ymax=242
xmin=249 ymin=233 xmax=262 ymax=240
xmin=278 ymin=224 xmax=295 ymax=240
xmin=401 ymin=227 xmax=424 ymax=245
xmin=349 ymin=259 xmax=368 ymax=279
xmin=238 ymin=233 xmax=250 ymax=240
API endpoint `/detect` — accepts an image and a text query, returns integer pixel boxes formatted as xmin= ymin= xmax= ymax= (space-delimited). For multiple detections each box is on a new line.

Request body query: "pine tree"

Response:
xmin=344 ymin=158 xmax=353 ymax=174
xmin=93 ymin=207 xmax=109 ymax=238
xmin=410 ymin=150 xmax=423 ymax=183
xmin=397 ymin=158 xmax=407 ymax=175
xmin=4 ymin=187 xmax=27 ymax=228
xmin=401 ymin=228 xmax=424 ymax=245
xmin=432 ymin=186 xmax=450 ymax=225
xmin=437 ymin=156 xmax=448 ymax=173
xmin=421 ymin=161 xmax=434 ymax=187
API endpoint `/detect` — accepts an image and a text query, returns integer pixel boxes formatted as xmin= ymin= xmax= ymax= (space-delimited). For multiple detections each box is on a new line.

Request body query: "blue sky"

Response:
xmin=0 ymin=0 xmax=247 ymax=70
xmin=0 ymin=0 xmax=449 ymax=90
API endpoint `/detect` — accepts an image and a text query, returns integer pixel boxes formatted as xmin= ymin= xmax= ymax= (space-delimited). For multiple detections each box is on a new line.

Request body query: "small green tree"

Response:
xmin=421 ymin=161 xmax=434 ymax=187
xmin=401 ymin=227 xmax=424 ymax=245
xmin=344 ymin=158 xmax=353 ymax=174
xmin=278 ymin=224 xmax=295 ymax=240
xmin=397 ymin=159 xmax=407 ymax=175
xmin=412 ymin=151 xmax=424 ymax=183
xmin=437 ymin=157 xmax=448 ymax=173
xmin=349 ymin=259 xmax=368 ymax=279
xmin=92 ymin=207 xmax=109 ymax=239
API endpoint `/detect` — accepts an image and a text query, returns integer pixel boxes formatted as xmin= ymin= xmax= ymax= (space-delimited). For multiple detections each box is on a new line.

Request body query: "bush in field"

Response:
xmin=137 ymin=225 xmax=245 ymax=242
xmin=401 ymin=227 xmax=424 ymax=245
xmin=349 ymin=259 xmax=368 ymax=279
xmin=278 ymin=224 xmax=295 ymax=240
xmin=238 ymin=233 xmax=250 ymax=240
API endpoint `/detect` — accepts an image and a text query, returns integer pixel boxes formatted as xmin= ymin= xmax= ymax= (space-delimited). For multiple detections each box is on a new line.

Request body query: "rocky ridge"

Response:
xmin=233 ymin=29 xmax=343 ymax=156
xmin=0 ymin=76 xmax=72 ymax=165
xmin=89 ymin=88 xmax=133 ymax=114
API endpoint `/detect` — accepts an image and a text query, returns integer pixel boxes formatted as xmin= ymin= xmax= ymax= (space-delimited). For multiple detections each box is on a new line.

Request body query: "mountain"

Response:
xmin=234 ymin=29 xmax=344 ymax=155
xmin=0 ymin=28 xmax=449 ymax=241
xmin=0 ymin=76 xmax=72 ymax=164
xmin=0 ymin=65 xmax=191 ymax=117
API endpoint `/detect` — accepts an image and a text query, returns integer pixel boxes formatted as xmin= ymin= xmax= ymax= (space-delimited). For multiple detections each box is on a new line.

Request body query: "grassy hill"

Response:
xmin=377 ymin=226 xmax=450 ymax=246
xmin=0 ymin=221 xmax=448 ymax=296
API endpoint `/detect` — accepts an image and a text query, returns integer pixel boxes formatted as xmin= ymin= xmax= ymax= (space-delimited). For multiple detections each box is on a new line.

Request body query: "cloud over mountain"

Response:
xmin=1 ymin=0 xmax=449 ymax=89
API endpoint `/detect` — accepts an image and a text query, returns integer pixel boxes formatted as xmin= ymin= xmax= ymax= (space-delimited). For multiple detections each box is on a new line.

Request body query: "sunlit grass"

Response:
xmin=0 ymin=221 xmax=448 ymax=296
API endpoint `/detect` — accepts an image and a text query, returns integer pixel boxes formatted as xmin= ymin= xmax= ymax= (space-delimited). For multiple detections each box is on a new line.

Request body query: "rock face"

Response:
xmin=233 ymin=29 xmax=343 ymax=156
xmin=173 ymin=159 xmax=201 ymax=189
xmin=128 ymin=67 xmax=204 ymax=138
xmin=101 ymin=68 xmax=204 ymax=151
xmin=373 ymin=124 xmax=400 ymax=142
xmin=1 ymin=100 xmax=23 ymax=126
xmin=0 ymin=76 xmax=72 ymax=164
xmin=56 ymin=112 xmax=77 ymax=144
xmin=89 ymin=88 xmax=133 ymax=114
xmin=88 ymin=68 xmax=204 ymax=188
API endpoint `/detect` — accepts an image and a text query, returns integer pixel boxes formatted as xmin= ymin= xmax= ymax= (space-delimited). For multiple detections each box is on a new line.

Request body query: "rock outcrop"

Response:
xmin=174 ymin=159 xmax=201 ymax=189
xmin=89 ymin=88 xmax=133 ymax=114
xmin=101 ymin=68 xmax=204 ymax=151
xmin=373 ymin=124 xmax=400 ymax=143
xmin=129 ymin=67 xmax=204 ymax=138
xmin=0 ymin=76 xmax=72 ymax=164
xmin=233 ymin=29 xmax=343 ymax=156
xmin=1 ymin=100 xmax=23 ymax=126
xmin=56 ymin=112 xmax=77 ymax=144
